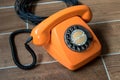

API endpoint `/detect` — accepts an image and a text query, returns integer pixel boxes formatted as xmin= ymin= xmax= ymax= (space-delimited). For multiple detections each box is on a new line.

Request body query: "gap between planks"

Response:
xmin=101 ymin=56 xmax=111 ymax=80
xmin=0 ymin=52 xmax=120 ymax=70
xmin=0 ymin=1 xmax=119 ymax=78
xmin=0 ymin=19 xmax=120 ymax=70
xmin=0 ymin=61 xmax=57 ymax=70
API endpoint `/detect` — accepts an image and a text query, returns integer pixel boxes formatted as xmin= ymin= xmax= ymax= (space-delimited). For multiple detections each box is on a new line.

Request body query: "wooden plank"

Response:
xmin=0 ymin=58 xmax=108 ymax=80
xmin=90 ymin=22 xmax=120 ymax=54
xmin=0 ymin=0 xmax=120 ymax=32
xmin=29 ymin=0 xmax=120 ymax=25
xmin=0 ymin=8 xmax=25 ymax=33
xmin=82 ymin=0 xmax=120 ymax=22
xmin=0 ymin=34 xmax=14 ymax=67
xmin=0 ymin=0 xmax=14 ymax=7
xmin=0 ymin=0 xmax=56 ymax=7
xmin=28 ymin=0 xmax=120 ymax=27
xmin=104 ymin=55 xmax=120 ymax=80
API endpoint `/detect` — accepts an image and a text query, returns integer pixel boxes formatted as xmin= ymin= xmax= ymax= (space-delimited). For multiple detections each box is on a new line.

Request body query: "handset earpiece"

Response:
xmin=31 ymin=5 xmax=92 ymax=46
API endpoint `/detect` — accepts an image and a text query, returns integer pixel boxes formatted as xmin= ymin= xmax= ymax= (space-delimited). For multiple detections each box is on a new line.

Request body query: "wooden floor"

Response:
xmin=0 ymin=0 xmax=120 ymax=80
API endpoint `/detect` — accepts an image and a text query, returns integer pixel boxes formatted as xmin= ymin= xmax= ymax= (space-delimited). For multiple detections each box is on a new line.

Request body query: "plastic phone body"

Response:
xmin=31 ymin=5 xmax=101 ymax=70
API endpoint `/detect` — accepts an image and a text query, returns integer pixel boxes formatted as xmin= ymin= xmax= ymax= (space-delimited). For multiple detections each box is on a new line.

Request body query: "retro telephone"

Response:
xmin=30 ymin=5 xmax=101 ymax=70
xmin=9 ymin=0 xmax=101 ymax=70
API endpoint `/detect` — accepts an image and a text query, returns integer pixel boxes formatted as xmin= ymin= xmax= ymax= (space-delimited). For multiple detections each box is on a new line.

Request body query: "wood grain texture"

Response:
xmin=0 ymin=8 xmax=25 ymax=33
xmin=0 ymin=0 xmax=56 ymax=7
xmin=90 ymin=22 xmax=120 ymax=54
xmin=28 ymin=0 xmax=120 ymax=28
xmin=0 ymin=0 xmax=14 ymax=7
xmin=0 ymin=0 xmax=120 ymax=80
xmin=0 ymin=34 xmax=14 ymax=67
xmin=79 ymin=0 xmax=120 ymax=22
xmin=0 ymin=58 xmax=108 ymax=80
xmin=104 ymin=55 xmax=120 ymax=80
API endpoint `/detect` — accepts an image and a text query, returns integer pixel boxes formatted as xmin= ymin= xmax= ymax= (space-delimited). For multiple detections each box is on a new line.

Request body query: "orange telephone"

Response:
xmin=31 ymin=5 xmax=101 ymax=70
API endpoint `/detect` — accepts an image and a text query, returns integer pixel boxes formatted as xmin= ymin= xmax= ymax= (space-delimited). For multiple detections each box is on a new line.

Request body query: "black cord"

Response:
xmin=9 ymin=29 xmax=37 ymax=70
xmin=15 ymin=0 xmax=79 ymax=25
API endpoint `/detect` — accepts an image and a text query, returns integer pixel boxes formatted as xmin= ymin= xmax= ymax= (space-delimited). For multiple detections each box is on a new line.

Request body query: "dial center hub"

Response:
xmin=71 ymin=29 xmax=87 ymax=46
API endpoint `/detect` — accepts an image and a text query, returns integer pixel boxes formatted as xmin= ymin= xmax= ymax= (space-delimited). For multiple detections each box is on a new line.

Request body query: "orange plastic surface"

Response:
xmin=31 ymin=5 xmax=101 ymax=70
xmin=31 ymin=5 xmax=92 ymax=46
xmin=44 ymin=16 xmax=101 ymax=70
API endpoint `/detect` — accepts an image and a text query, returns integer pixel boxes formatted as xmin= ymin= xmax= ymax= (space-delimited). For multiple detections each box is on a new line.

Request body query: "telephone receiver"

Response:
xmin=31 ymin=5 xmax=101 ymax=70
